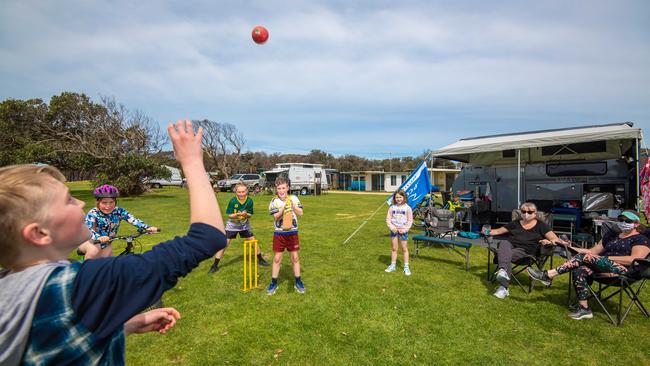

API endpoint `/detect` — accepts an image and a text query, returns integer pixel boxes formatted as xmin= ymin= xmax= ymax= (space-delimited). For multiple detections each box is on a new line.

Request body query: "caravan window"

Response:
xmin=546 ymin=162 xmax=607 ymax=176
xmin=503 ymin=149 xmax=516 ymax=158
xmin=541 ymin=141 xmax=607 ymax=156
xmin=391 ymin=175 xmax=397 ymax=185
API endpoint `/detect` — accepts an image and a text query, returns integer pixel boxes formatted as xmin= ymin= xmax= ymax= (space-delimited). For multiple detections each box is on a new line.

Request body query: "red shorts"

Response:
xmin=272 ymin=233 xmax=300 ymax=252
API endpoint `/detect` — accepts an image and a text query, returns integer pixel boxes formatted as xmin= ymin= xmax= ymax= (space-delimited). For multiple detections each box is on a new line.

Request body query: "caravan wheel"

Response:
xmin=300 ymin=187 xmax=308 ymax=195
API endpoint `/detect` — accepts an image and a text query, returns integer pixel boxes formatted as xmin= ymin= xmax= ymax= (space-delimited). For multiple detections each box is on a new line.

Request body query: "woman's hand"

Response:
xmin=539 ymin=239 xmax=553 ymax=246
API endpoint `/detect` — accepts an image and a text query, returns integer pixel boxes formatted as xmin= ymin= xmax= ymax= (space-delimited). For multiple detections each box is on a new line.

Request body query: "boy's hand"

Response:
xmin=98 ymin=236 xmax=110 ymax=243
xmin=167 ymin=119 xmax=224 ymax=231
xmin=167 ymin=120 xmax=203 ymax=167
xmin=124 ymin=307 xmax=181 ymax=335
xmin=146 ymin=227 xmax=159 ymax=233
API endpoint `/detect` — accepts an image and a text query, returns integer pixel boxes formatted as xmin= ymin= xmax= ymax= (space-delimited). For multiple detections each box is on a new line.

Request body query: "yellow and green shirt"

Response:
xmin=225 ymin=196 xmax=254 ymax=231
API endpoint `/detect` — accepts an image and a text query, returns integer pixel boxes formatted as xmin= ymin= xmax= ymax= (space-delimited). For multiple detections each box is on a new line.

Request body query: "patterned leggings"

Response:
xmin=556 ymin=253 xmax=628 ymax=301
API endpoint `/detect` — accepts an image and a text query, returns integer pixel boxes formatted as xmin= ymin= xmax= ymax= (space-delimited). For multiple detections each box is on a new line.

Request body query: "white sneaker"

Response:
xmin=493 ymin=286 xmax=509 ymax=299
xmin=385 ymin=264 xmax=397 ymax=273
xmin=403 ymin=266 xmax=412 ymax=276
xmin=495 ymin=268 xmax=510 ymax=284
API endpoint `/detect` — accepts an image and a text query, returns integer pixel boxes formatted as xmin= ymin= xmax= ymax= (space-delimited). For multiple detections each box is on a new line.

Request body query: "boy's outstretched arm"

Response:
xmin=168 ymin=120 xmax=224 ymax=233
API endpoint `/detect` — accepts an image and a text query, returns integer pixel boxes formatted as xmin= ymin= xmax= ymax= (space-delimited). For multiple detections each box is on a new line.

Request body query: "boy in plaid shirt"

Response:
xmin=0 ymin=120 xmax=226 ymax=365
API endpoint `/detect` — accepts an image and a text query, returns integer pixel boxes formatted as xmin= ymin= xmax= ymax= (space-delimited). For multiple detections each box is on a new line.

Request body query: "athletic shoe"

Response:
xmin=267 ymin=281 xmax=278 ymax=296
xmin=527 ymin=267 xmax=552 ymax=287
xmin=493 ymin=286 xmax=509 ymax=299
xmin=403 ymin=266 xmax=412 ymax=276
xmin=294 ymin=281 xmax=306 ymax=294
xmin=208 ymin=263 xmax=218 ymax=274
xmin=258 ymin=257 xmax=270 ymax=267
xmin=385 ymin=264 xmax=397 ymax=273
xmin=495 ymin=268 xmax=510 ymax=284
xmin=568 ymin=306 xmax=593 ymax=320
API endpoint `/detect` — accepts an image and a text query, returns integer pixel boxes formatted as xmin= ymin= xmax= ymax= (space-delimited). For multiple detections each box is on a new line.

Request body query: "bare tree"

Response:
xmin=195 ymin=119 xmax=245 ymax=178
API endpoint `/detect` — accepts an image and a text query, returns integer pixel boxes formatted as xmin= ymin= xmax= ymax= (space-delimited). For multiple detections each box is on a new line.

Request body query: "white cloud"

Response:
xmin=1 ymin=0 xmax=649 ymax=157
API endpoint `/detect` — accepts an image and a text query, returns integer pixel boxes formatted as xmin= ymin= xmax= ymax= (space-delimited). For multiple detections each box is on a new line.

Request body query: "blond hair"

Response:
xmin=0 ymin=164 xmax=66 ymax=267
xmin=520 ymin=202 xmax=537 ymax=212
xmin=234 ymin=182 xmax=248 ymax=191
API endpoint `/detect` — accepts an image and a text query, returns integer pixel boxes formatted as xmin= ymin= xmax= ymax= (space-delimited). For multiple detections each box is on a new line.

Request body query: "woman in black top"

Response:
xmin=485 ymin=202 xmax=567 ymax=299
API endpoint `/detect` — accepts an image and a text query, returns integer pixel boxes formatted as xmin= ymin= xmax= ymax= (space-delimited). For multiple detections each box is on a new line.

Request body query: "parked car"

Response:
xmin=146 ymin=166 xmax=185 ymax=188
xmin=215 ymin=173 xmax=262 ymax=192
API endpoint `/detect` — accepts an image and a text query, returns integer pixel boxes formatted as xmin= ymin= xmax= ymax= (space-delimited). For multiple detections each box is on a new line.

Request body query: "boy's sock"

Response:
xmin=257 ymin=253 xmax=270 ymax=266
xmin=295 ymin=276 xmax=302 ymax=284
xmin=271 ymin=277 xmax=278 ymax=285
xmin=208 ymin=258 xmax=221 ymax=273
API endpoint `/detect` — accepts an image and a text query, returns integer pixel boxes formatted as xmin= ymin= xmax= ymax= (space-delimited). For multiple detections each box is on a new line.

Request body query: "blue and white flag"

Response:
xmin=386 ymin=160 xmax=432 ymax=209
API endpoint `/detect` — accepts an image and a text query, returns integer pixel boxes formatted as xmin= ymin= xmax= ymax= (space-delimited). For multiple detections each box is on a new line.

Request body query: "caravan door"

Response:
xmin=494 ymin=166 xmax=518 ymax=213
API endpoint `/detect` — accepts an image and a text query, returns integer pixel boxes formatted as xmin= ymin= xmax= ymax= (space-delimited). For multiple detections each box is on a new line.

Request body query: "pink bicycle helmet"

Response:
xmin=93 ymin=184 xmax=120 ymax=198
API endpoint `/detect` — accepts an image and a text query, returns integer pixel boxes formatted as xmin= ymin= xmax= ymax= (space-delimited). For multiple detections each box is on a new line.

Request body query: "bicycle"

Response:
xmin=93 ymin=228 xmax=161 ymax=256
xmin=413 ymin=191 xmax=446 ymax=222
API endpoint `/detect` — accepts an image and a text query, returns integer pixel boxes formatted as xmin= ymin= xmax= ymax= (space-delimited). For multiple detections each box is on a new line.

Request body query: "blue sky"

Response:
xmin=1 ymin=0 xmax=649 ymax=158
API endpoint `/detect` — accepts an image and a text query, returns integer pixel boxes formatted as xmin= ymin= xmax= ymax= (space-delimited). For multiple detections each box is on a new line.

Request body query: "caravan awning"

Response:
xmin=431 ymin=122 xmax=641 ymax=162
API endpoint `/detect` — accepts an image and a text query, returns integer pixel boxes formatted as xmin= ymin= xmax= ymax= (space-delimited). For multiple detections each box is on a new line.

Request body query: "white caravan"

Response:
xmin=262 ymin=163 xmax=329 ymax=195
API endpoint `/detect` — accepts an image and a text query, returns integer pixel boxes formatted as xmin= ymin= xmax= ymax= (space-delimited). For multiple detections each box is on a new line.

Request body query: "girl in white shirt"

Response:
xmin=385 ymin=190 xmax=413 ymax=276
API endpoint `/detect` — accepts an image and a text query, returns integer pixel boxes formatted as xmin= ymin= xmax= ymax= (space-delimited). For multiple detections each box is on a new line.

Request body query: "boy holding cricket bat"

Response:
xmin=266 ymin=176 xmax=305 ymax=295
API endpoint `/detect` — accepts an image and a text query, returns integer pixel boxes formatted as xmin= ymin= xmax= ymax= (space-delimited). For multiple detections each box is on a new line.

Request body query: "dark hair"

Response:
xmin=275 ymin=176 xmax=290 ymax=187
xmin=392 ymin=190 xmax=408 ymax=205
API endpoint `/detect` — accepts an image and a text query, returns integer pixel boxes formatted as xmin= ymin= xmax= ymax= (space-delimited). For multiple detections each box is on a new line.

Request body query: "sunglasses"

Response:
xmin=521 ymin=210 xmax=536 ymax=214
xmin=618 ymin=217 xmax=635 ymax=224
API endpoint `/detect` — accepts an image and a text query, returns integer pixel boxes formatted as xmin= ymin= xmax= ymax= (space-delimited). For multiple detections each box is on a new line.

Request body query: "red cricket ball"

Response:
xmin=252 ymin=25 xmax=269 ymax=45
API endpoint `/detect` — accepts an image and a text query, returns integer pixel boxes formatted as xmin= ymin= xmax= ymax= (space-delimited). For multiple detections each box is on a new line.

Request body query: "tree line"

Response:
xmin=0 ymin=92 xmax=455 ymax=195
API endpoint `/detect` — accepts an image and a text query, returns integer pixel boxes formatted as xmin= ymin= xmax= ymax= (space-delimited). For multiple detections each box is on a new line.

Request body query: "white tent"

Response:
xmin=431 ymin=122 xmax=643 ymax=207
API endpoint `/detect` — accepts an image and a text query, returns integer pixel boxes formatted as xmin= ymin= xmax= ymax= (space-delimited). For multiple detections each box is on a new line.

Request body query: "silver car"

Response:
xmin=215 ymin=174 xmax=262 ymax=192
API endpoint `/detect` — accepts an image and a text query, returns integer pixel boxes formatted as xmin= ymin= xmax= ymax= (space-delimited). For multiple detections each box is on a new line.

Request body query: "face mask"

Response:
xmin=521 ymin=213 xmax=535 ymax=221
xmin=617 ymin=222 xmax=635 ymax=232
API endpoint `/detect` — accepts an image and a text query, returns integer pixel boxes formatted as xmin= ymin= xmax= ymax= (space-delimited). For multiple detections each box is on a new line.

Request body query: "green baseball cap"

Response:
xmin=618 ymin=210 xmax=641 ymax=222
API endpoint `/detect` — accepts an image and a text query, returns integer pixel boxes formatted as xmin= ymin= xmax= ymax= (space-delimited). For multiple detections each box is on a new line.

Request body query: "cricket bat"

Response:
xmin=282 ymin=198 xmax=293 ymax=230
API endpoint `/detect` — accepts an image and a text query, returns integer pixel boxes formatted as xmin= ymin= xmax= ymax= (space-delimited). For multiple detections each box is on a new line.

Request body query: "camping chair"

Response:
xmin=485 ymin=210 xmax=554 ymax=294
xmin=422 ymin=207 xmax=456 ymax=239
xmin=585 ymin=256 xmax=650 ymax=326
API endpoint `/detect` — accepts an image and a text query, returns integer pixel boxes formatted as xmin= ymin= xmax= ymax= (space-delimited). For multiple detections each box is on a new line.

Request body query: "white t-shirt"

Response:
xmin=269 ymin=195 xmax=302 ymax=232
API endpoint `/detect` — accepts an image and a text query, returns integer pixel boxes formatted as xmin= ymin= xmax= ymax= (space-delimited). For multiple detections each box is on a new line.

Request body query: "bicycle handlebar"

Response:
xmin=93 ymin=228 xmax=161 ymax=245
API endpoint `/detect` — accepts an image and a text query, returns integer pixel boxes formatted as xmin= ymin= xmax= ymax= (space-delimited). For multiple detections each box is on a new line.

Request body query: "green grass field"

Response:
xmin=68 ymin=182 xmax=650 ymax=365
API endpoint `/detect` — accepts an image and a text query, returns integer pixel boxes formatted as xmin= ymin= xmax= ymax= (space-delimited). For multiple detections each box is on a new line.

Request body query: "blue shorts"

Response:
xmin=390 ymin=232 xmax=408 ymax=241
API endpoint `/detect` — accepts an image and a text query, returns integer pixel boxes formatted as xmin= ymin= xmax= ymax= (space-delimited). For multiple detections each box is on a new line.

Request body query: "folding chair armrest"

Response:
xmin=629 ymin=258 xmax=650 ymax=278
xmin=631 ymin=258 xmax=650 ymax=267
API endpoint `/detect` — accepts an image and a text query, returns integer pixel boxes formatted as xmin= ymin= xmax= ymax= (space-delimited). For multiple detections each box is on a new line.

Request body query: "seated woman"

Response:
xmin=528 ymin=210 xmax=650 ymax=320
xmin=485 ymin=202 xmax=567 ymax=299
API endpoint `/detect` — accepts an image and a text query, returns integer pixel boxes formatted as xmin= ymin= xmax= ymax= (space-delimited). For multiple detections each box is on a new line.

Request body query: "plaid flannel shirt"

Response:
xmin=22 ymin=262 xmax=125 ymax=365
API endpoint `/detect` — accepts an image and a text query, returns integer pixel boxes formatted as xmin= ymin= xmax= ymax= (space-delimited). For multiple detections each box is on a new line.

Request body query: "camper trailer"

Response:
xmin=262 ymin=163 xmax=329 ymax=195
xmin=432 ymin=123 xmax=642 ymax=224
